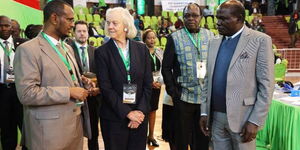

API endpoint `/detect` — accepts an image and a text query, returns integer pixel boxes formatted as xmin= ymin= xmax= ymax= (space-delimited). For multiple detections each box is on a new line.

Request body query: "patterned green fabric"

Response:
xmin=171 ymin=28 xmax=213 ymax=104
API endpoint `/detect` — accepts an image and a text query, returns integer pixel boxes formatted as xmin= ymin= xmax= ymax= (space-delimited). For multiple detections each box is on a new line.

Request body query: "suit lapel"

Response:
xmin=38 ymin=34 xmax=73 ymax=85
xmin=209 ymin=36 xmax=223 ymax=82
xmin=87 ymin=46 xmax=94 ymax=72
xmin=109 ymin=39 xmax=127 ymax=80
xmin=129 ymin=40 xmax=137 ymax=83
xmin=229 ymin=27 xmax=251 ymax=69
xmin=72 ymin=42 xmax=84 ymax=73
xmin=65 ymin=46 xmax=83 ymax=86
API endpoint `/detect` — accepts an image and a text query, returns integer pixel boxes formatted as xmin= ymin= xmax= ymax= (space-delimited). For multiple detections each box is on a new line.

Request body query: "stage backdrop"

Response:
xmin=0 ymin=0 xmax=42 ymax=29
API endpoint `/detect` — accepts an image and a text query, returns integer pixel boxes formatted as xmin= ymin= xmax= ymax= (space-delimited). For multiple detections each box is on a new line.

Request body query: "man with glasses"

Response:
xmin=13 ymin=0 xmax=93 ymax=149
xmin=162 ymin=3 xmax=214 ymax=150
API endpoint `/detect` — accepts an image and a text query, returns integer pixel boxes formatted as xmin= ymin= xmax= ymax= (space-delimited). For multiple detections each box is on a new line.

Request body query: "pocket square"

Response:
xmin=240 ymin=52 xmax=249 ymax=59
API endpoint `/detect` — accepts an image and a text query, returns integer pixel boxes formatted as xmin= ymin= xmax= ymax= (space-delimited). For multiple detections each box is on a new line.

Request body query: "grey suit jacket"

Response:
xmin=14 ymin=34 xmax=91 ymax=150
xmin=201 ymin=27 xmax=275 ymax=133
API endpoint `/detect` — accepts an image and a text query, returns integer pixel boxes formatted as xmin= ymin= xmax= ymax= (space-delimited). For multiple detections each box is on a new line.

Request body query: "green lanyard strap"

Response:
xmin=41 ymin=32 xmax=76 ymax=81
xmin=184 ymin=27 xmax=202 ymax=60
xmin=0 ymin=41 xmax=13 ymax=58
xmin=115 ymin=40 xmax=131 ymax=83
xmin=150 ymin=51 xmax=157 ymax=71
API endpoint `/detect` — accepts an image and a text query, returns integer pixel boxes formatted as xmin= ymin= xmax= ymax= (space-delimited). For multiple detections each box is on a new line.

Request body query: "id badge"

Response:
xmin=196 ymin=61 xmax=206 ymax=79
xmin=123 ymin=84 xmax=137 ymax=104
xmin=153 ymin=71 xmax=160 ymax=82
xmin=6 ymin=66 xmax=15 ymax=83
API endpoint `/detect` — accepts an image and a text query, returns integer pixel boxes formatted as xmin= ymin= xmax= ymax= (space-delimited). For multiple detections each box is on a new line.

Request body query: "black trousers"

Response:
xmin=0 ymin=85 xmax=23 ymax=150
xmin=173 ymin=99 xmax=209 ymax=150
xmin=87 ymin=96 xmax=100 ymax=150
xmin=100 ymin=118 xmax=148 ymax=150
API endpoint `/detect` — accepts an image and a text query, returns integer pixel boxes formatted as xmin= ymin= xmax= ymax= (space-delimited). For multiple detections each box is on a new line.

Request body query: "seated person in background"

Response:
xmin=158 ymin=20 xmax=170 ymax=38
xmin=203 ymin=5 xmax=214 ymax=22
xmin=167 ymin=18 xmax=176 ymax=32
xmin=88 ymin=22 xmax=102 ymax=38
xmin=174 ymin=17 xmax=184 ymax=30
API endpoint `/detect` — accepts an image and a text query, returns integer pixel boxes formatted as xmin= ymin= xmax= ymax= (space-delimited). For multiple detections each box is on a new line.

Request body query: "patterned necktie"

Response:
xmin=80 ymin=46 xmax=88 ymax=72
xmin=3 ymin=41 xmax=10 ymax=82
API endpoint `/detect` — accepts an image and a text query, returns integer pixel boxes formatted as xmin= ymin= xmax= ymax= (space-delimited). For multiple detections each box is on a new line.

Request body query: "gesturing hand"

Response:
xmin=69 ymin=87 xmax=89 ymax=101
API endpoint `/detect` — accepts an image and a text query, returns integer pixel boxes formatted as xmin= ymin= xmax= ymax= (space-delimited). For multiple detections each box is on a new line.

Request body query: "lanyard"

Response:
xmin=41 ymin=32 xmax=76 ymax=81
xmin=115 ymin=40 xmax=131 ymax=83
xmin=150 ymin=51 xmax=157 ymax=71
xmin=184 ymin=27 xmax=202 ymax=60
xmin=0 ymin=41 xmax=13 ymax=58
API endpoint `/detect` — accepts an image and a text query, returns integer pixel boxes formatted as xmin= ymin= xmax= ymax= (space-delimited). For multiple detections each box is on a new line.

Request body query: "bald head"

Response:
xmin=0 ymin=16 xmax=12 ymax=40
xmin=219 ymin=0 xmax=245 ymax=23
xmin=216 ymin=0 xmax=245 ymax=36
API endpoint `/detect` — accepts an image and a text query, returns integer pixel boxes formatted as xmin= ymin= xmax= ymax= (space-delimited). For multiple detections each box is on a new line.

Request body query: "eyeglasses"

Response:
xmin=184 ymin=14 xmax=200 ymax=19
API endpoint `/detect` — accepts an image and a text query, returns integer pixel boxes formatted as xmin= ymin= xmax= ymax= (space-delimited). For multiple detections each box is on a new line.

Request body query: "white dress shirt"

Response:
xmin=0 ymin=36 xmax=15 ymax=83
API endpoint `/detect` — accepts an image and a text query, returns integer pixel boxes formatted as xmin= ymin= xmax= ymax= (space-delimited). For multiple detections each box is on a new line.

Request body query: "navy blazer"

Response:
xmin=95 ymin=39 xmax=152 ymax=121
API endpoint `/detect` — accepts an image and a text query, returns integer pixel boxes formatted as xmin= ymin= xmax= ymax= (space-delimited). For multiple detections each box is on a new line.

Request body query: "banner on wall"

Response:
xmin=73 ymin=0 xmax=87 ymax=7
xmin=161 ymin=0 xmax=203 ymax=12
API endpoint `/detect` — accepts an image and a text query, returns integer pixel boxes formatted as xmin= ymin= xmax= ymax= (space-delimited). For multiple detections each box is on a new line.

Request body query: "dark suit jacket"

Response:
xmin=95 ymin=39 xmax=152 ymax=121
xmin=70 ymin=41 xmax=96 ymax=74
xmin=13 ymin=37 xmax=28 ymax=50
xmin=161 ymin=36 xmax=182 ymax=100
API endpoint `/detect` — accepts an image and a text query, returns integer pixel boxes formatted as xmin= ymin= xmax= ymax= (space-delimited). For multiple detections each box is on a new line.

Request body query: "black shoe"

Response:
xmin=147 ymin=138 xmax=159 ymax=147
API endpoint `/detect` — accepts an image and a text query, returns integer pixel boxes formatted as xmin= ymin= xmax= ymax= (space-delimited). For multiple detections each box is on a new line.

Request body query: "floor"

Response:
xmin=83 ymin=73 xmax=300 ymax=150
xmin=15 ymin=73 xmax=300 ymax=150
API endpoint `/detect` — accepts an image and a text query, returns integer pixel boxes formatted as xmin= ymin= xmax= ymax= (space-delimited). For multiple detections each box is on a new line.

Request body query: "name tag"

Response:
xmin=196 ymin=61 xmax=206 ymax=79
xmin=123 ymin=84 xmax=137 ymax=104
xmin=6 ymin=66 xmax=14 ymax=83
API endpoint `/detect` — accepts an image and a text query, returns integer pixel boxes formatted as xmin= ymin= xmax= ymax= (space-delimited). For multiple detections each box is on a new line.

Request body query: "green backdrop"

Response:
xmin=0 ymin=0 xmax=43 ymax=29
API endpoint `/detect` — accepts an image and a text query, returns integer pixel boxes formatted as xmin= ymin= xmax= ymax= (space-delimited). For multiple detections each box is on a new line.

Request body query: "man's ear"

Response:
xmin=50 ymin=13 xmax=58 ymax=25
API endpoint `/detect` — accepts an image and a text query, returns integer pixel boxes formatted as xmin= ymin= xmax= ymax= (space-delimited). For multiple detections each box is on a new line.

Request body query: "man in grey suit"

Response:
xmin=199 ymin=0 xmax=274 ymax=150
xmin=13 ymin=0 xmax=92 ymax=149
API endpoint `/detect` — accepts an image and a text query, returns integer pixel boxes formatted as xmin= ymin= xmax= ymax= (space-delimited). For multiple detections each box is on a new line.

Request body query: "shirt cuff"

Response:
xmin=201 ymin=113 xmax=208 ymax=116
xmin=248 ymin=120 xmax=260 ymax=127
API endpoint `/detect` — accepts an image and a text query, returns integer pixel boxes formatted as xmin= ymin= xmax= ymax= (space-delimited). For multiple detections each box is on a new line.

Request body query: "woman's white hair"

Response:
xmin=104 ymin=7 xmax=137 ymax=39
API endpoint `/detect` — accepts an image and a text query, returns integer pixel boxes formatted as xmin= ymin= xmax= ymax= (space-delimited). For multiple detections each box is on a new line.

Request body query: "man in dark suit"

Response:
xmin=70 ymin=20 xmax=100 ymax=150
xmin=0 ymin=16 xmax=27 ymax=150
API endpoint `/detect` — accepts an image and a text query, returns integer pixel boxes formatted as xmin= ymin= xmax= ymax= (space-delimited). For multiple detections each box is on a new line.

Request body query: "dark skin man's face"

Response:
xmin=216 ymin=6 xmax=242 ymax=36
xmin=183 ymin=5 xmax=201 ymax=33
xmin=0 ymin=17 xmax=12 ymax=40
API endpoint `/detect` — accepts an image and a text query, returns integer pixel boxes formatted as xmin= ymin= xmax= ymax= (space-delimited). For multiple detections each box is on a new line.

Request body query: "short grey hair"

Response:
xmin=105 ymin=7 xmax=137 ymax=39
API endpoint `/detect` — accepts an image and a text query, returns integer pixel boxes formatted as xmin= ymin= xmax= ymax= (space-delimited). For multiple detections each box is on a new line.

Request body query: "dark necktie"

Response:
xmin=80 ymin=46 xmax=88 ymax=72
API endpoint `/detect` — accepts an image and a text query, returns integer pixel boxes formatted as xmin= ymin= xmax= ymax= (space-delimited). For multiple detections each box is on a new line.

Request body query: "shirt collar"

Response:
xmin=0 ymin=36 xmax=13 ymax=45
xmin=75 ymin=41 xmax=88 ymax=49
xmin=225 ymin=25 xmax=244 ymax=40
xmin=43 ymin=32 xmax=61 ymax=46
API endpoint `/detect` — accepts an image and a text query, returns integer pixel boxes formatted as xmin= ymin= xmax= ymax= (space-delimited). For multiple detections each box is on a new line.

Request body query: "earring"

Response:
xmin=124 ymin=28 xmax=128 ymax=32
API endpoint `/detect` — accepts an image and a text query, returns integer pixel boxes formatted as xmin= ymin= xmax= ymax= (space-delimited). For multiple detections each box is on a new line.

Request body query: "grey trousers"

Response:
xmin=211 ymin=112 xmax=256 ymax=150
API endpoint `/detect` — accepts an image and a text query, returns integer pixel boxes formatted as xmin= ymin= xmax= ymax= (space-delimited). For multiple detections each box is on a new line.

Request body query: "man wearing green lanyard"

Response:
xmin=0 ymin=15 xmax=27 ymax=150
xmin=162 ymin=3 xmax=214 ymax=150
xmin=13 ymin=0 xmax=93 ymax=149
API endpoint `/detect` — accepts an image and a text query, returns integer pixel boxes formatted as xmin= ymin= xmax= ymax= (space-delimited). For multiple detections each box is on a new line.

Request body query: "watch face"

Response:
xmin=83 ymin=72 xmax=96 ymax=78
xmin=6 ymin=66 xmax=14 ymax=75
